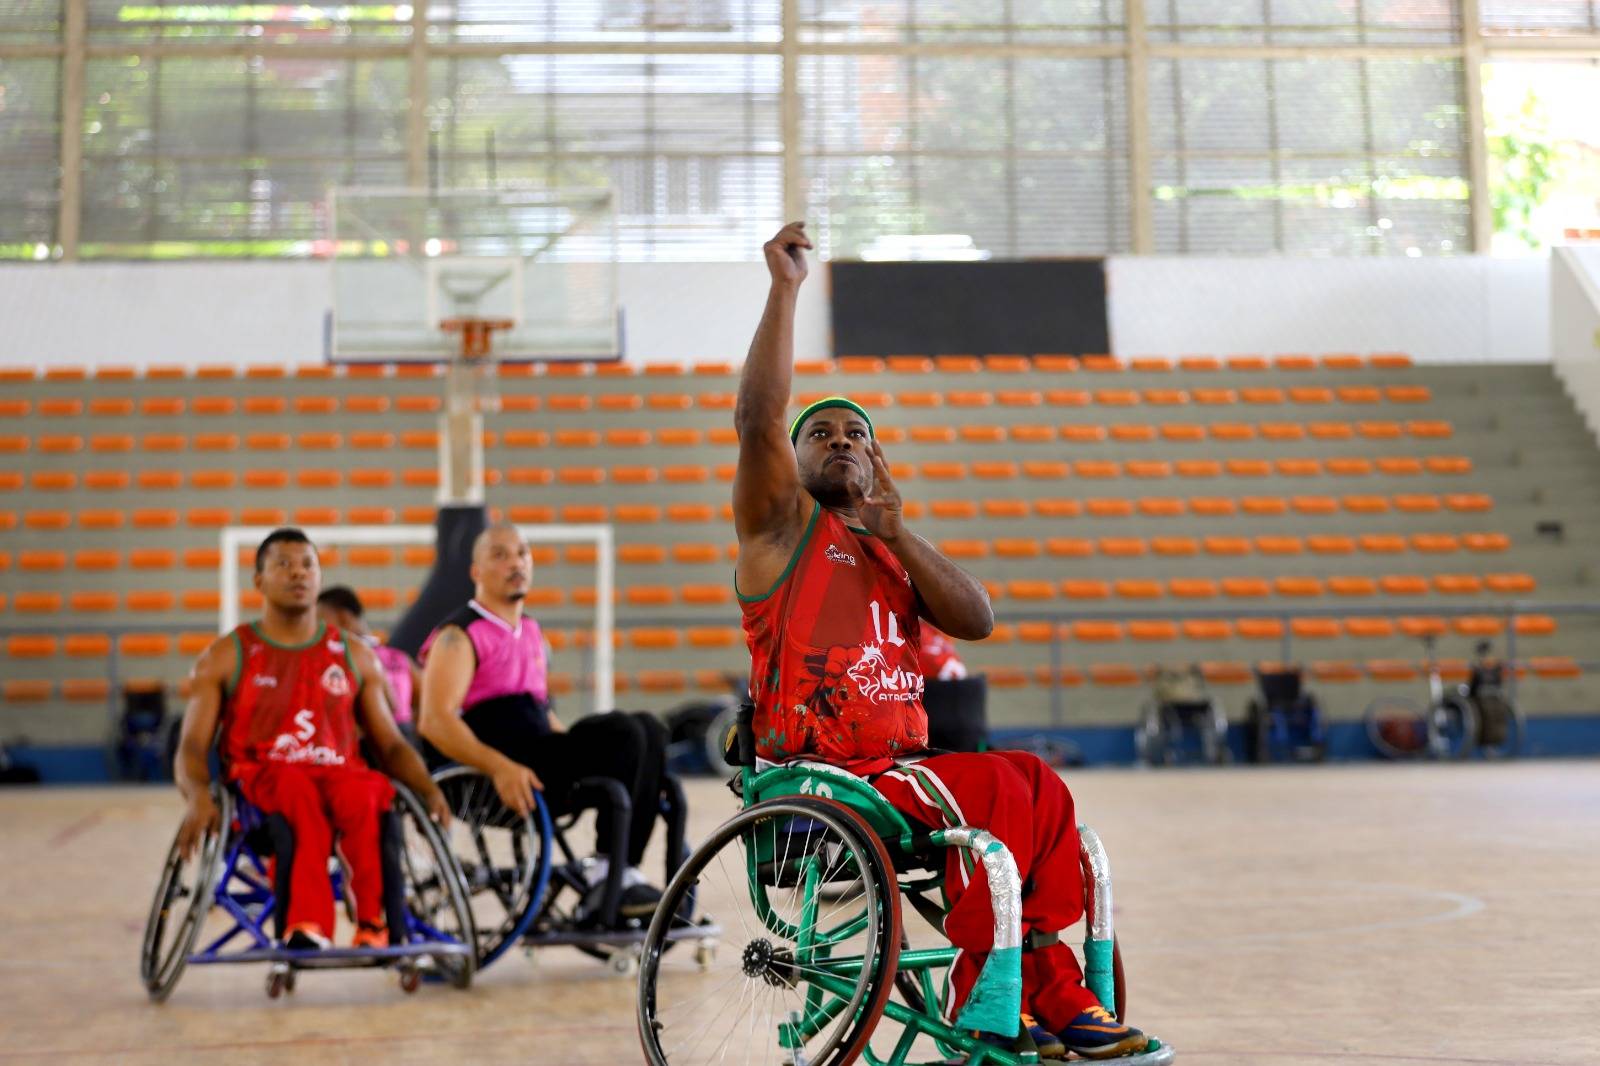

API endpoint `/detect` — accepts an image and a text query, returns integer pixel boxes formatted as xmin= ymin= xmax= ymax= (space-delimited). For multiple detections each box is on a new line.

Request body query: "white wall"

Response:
xmin=0 ymin=260 xmax=831 ymax=368
xmin=1550 ymin=246 xmax=1600 ymax=445
xmin=0 ymin=254 xmax=1552 ymax=369
xmin=1107 ymin=256 xmax=1551 ymax=364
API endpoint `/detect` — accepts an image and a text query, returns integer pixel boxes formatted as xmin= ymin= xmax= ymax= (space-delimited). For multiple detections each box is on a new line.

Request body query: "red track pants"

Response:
xmin=234 ymin=762 xmax=395 ymax=939
xmin=872 ymin=751 xmax=1100 ymax=1029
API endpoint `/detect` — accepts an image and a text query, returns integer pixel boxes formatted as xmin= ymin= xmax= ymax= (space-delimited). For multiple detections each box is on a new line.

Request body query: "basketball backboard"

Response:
xmin=327 ymin=186 xmax=622 ymax=362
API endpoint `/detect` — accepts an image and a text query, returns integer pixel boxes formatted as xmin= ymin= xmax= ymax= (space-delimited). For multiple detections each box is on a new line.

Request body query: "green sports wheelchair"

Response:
xmin=635 ymin=717 xmax=1175 ymax=1065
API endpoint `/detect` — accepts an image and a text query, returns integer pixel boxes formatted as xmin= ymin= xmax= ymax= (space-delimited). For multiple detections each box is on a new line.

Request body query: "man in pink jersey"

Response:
xmin=418 ymin=522 xmax=668 ymax=919
xmin=731 ymin=223 xmax=1148 ymax=1060
xmin=175 ymin=528 xmax=448 ymax=950
xmin=317 ymin=585 xmax=421 ymax=743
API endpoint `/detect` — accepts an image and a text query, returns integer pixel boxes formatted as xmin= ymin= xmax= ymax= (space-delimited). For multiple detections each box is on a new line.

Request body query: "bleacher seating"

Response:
xmin=2 ymin=353 xmax=1598 ymax=742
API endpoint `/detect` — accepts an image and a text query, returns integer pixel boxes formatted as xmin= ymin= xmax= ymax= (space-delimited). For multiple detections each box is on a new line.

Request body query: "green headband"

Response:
xmin=789 ymin=396 xmax=875 ymax=444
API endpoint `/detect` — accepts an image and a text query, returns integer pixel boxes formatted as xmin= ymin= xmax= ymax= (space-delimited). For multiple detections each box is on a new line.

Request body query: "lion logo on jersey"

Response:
xmin=320 ymin=664 xmax=351 ymax=697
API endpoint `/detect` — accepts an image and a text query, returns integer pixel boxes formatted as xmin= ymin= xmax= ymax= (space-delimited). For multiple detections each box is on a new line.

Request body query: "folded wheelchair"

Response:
xmin=633 ymin=717 xmax=1176 ymax=1065
xmin=140 ymin=779 xmax=476 ymax=1002
xmin=429 ymin=763 xmax=719 ymax=976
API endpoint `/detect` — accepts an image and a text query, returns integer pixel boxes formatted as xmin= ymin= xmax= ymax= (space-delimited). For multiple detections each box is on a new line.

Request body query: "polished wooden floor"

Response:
xmin=1 ymin=762 xmax=1596 ymax=1066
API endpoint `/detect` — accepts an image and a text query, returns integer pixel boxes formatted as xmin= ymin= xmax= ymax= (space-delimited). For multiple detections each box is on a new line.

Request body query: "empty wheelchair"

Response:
xmin=1136 ymin=666 xmax=1229 ymax=766
xmin=635 ymin=721 xmax=1175 ymax=1065
xmin=430 ymin=762 xmax=717 ymax=976
xmin=140 ymin=779 xmax=475 ymax=1002
xmin=1246 ymin=665 xmax=1327 ymax=763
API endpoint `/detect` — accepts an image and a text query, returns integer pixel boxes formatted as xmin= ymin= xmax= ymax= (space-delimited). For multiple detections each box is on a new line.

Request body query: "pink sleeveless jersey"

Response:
xmin=421 ymin=600 xmax=549 ymax=713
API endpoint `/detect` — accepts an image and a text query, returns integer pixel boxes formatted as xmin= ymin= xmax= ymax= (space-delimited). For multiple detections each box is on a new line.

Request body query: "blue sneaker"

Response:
xmin=1023 ymin=1013 xmax=1067 ymax=1059
xmin=1057 ymin=1005 xmax=1148 ymax=1059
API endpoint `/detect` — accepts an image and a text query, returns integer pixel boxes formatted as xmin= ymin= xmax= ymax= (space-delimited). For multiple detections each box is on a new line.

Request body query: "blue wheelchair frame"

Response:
xmin=142 ymin=780 xmax=474 ymax=1001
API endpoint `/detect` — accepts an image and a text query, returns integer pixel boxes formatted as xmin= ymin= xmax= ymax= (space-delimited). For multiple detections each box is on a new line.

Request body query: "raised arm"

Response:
xmin=349 ymin=639 xmax=448 ymax=824
xmin=417 ymin=625 xmax=542 ymax=817
xmin=174 ymin=636 xmax=235 ymax=858
xmin=733 ymin=223 xmax=816 ymax=562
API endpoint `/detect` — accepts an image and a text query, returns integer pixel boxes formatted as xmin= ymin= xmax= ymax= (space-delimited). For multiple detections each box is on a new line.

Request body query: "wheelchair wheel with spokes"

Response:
xmin=140 ymin=785 xmax=230 ymax=1003
xmin=638 ymin=796 xmax=901 ymax=1066
xmin=430 ymin=765 xmax=548 ymax=970
xmin=1365 ymin=697 xmax=1429 ymax=759
xmin=392 ymin=782 xmax=477 ymax=989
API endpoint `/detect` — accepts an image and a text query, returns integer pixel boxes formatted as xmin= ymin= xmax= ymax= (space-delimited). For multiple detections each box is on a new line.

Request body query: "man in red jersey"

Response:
xmin=731 ymin=223 xmax=1147 ymax=1060
xmin=175 ymin=528 xmax=448 ymax=950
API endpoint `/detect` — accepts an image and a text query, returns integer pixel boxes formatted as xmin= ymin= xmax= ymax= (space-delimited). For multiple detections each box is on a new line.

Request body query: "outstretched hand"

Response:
xmin=763 ymin=221 xmax=811 ymax=289
xmin=847 ymin=440 xmax=905 ymax=543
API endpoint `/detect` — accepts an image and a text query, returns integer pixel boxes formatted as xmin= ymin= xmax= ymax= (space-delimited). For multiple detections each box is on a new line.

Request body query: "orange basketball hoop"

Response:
xmin=440 ymin=317 xmax=516 ymax=360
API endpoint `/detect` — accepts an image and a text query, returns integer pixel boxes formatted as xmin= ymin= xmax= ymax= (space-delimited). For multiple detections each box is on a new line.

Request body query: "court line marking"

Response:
xmin=47 ymin=812 xmax=104 ymax=849
xmin=1135 ymin=879 xmax=1485 ymax=950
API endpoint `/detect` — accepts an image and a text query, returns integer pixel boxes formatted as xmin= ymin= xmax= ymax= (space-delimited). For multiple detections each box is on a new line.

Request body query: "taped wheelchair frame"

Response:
xmin=634 ymin=715 xmax=1175 ymax=1066
xmin=429 ymin=763 xmax=720 ymax=977
xmin=140 ymin=779 xmax=476 ymax=1002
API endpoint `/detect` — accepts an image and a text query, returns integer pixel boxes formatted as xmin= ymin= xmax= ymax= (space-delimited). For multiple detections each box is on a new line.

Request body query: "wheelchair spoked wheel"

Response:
xmin=1427 ymin=697 xmax=1477 ymax=760
xmin=140 ymin=785 xmax=231 ymax=1003
xmin=430 ymin=765 xmax=549 ymax=970
xmin=1364 ymin=697 xmax=1430 ymax=760
xmin=638 ymin=796 xmax=901 ymax=1066
xmin=392 ymin=782 xmax=477 ymax=989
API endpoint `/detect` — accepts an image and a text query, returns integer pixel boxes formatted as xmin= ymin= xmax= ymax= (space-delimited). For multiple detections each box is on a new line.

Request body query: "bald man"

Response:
xmin=418 ymin=522 xmax=667 ymax=919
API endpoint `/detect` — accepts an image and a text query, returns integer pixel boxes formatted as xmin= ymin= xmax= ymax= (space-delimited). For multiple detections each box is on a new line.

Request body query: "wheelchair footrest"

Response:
xmin=523 ymin=917 xmax=719 ymax=950
xmin=189 ymin=941 xmax=471 ymax=968
xmin=1063 ymin=1038 xmax=1175 ymax=1064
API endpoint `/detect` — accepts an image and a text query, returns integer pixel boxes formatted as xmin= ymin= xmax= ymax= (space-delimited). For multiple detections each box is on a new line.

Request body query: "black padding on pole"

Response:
xmin=388 ymin=504 xmax=487 ymax=657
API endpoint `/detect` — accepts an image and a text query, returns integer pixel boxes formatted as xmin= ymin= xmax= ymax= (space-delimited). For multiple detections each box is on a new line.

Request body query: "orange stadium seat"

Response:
xmin=1240 ymin=388 xmax=1284 ymax=405
xmin=1072 ymin=621 xmax=1123 ymax=643
xmin=90 ymin=433 xmax=135 ymax=453
xmin=936 ymin=356 xmax=982 ymax=373
xmin=195 ymin=433 xmax=239 ymax=452
xmin=1308 ymin=534 xmax=1355 ymax=555
xmin=1035 ymin=499 xmax=1081 ymax=518
xmin=1129 ymin=621 xmax=1178 ymax=642
xmin=1407 ymin=420 xmax=1453 ymax=438
xmin=948 ymin=390 xmax=993 ymax=408
xmin=1222 ymin=578 xmax=1271 ymax=598
xmin=1337 ymin=387 xmax=1382 ymax=405
xmin=1182 ymin=619 xmax=1232 ymax=640
xmin=246 ymin=433 xmax=290 ymax=451
xmin=294 ymin=396 xmax=338 ymax=415
xmin=1161 ymin=423 xmax=1205 ymax=442
xmin=1445 ymin=494 xmax=1494 ymax=513
xmin=1462 ymin=532 xmax=1510 ymax=553
xmin=74 ymin=550 xmax=120 ymax=571
xmin=1169 ymin=578 xmax=1218 ymax=599
xmin=1006 ymin=580 xmax=1056 ymax=601
xmin=14 ymin=592 xmax=64 ymax=614
xmin=1529 ymin=657 xmax=1581 ymax=679
xmin=1289 ymin=387 xmax=1334 ymax=405
xmin=1050 ymin=539 xmax=1096 ymax=560
xmin=1484 ymin=573 xmax=1536 ymax=593
xmin=32 ymin=471 xmax=77 ymax=491
xmin=1235 ymin=614 xmax=1286 ymax=640
xmin=1256 ymin=535 xmax=1303 ymax=555
xmin=1380 ymin=575 xmax=1430 ymax=596
xmin=1178 ymin=356 xmax=1221 ymax=372
xmin=39 ymin=398 xmax=85 ymax=417
xmin=120 ymin=634 xmax=172 ymax=658
xmin=1139 ymin=498 xmax=1186 ymax=517
xmin=1 ymin=681 xmax=54 ymax=702
xmin=1345 ymin=617 xmax=1396 ymax=638
xmin=1089 ymin=664 xmax=1143 ymax=687
xmin=1274 ymin=576 xmax=1324 ymax=597
xmin=1376 ymin=457 xmax=1423 ymax=476
xmin=1311 ymin=661 xmax=1362 ymax=683
xmin=1023 ymin=460 xmax=1071 ymax=479
xmin=23 ymin=510 xmax=70 ymax=529
xmin=1203 ymin=536 xmax=1251 ymax=557
xmin=20 ymin=550 xmax=67 ymax=572
xmin=1395 ymin=494 xmax=1442 ymax=513
xmin=1291 ymin=618 xmax=1340 ymax=639
xmin=1151 ymin=536 xmax=1198 ymax=556
xmin=1086 ymin=498 xmax=1134 ymax=518
xmin=1188 ymin=497 xmax=1236 ymax=516
xmin=1452 ymin=616 xmax=1503 ymax=637
xmin=1307 ymin=422 xmax=1354 ymax=441
xmin=1260 ymin=423 xmax=1304 ymax=442
xmin=1110 ymin=425 xmax=1157 ymax=443
xmin=973 ymin=461 xmax=1018 ymax=480
xmin=1176 ymin=459 xmax=1221 ymax=478
xmin=982 ymin=499 xmax=1029 ymax=518
xmin=1322 ymin=355 xmax=1363 ymax=370
xmin=1115 ymin=579 xmax=1163 ymax=600
xmin=681 ymin=584 xmax=730 ymax=605
xmin=1385 ymin=386 xmax=1431 ymax=404
xmin=1099 ymin=537 xmax=1146 ymax=557
xmin=995 ymin=538 xmax=1041 ymax=559
xmin=940 ymin=540 xmax=989 ymax=559
xmin=1328 ymin=576 xmax=1378 ymax=597
xmin=1059 ymin=424 xmax=1103 ymax=443
xmin=1367 ymin=659 xmax=1418 ymax=681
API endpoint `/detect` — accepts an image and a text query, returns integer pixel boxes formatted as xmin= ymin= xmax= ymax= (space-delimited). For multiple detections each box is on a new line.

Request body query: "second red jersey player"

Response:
xmin=175 ymin=528 xmax=448 ymax=950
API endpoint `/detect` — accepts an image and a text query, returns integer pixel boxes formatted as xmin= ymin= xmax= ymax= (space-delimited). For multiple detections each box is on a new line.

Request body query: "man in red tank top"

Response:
xmin=174 ymin=528 xmax=448 ymax=950
xmin=731 ymin=224 xmax=1147 ymax=1060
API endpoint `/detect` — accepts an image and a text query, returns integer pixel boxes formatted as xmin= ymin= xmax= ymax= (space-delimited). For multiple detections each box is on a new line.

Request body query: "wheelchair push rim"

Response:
xmin=140 ymin=784 xmax=231 ymax=1002
xmin=392 ymin=781 xmax=478 ymax=989
xmin=638 ymin=796 xmax=902 ymax=1066
xmin=430 ymin=765 xmax=549 ymax=970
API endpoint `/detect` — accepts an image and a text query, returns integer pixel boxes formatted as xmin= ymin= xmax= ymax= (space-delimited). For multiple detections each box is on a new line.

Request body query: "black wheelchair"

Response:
xmin=1246 ymin=665 xmax=1327 ymax=763
xmin=1136 ymin=666 xmax=1229 ymax=766
xmin=429 ymin=762 xmax=718 ymax=976
xmin=140 ymin=778 xmax=475 ymax=1002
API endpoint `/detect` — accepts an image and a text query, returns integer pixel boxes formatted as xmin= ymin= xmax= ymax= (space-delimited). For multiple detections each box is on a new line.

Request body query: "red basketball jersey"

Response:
xmin=739 ymin=501 xmax=928 ymax=774
xmin=219 ymin=621 xmax=366 ymax=772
